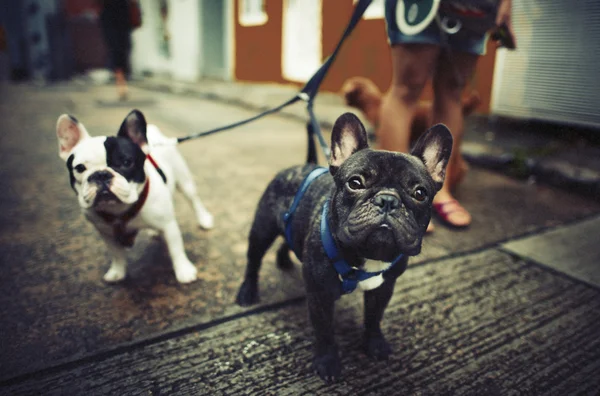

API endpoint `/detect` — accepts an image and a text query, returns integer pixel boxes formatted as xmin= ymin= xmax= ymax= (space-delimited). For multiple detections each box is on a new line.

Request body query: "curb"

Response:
xmin=463 ymin=143 xmax=600 ymax=200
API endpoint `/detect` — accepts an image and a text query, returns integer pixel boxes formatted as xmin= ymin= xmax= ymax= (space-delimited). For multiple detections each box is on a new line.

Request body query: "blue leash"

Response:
xmin=282 ymin=167 xmax=404 ymax=295
xmin=176 ymin=0 xmax=374 ymax=161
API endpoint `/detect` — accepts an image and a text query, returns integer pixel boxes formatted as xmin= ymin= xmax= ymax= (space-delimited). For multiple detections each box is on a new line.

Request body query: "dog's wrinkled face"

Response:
xmin=56 ymin=111 xmax=149 ymax=211
xmin=328 ymin=113 xmax=453 ymax=261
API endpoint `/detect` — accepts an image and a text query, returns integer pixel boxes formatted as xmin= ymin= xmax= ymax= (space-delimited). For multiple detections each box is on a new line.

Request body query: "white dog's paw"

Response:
xmin=103 ymin=266 xmax=126 ymax=283
xmin=174 ymin=260 xmax=198 ymax=283
xmin=197 ymin=211 xmax=214 ymax=230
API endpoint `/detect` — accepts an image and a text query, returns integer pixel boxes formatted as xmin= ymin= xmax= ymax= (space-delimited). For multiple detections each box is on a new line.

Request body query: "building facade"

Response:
xmin=233 ymin=0 xmax=499 ymax=114
xmin=131 ymin=0 xmax=234 ymax=82
xmin=37 ymin=0 xmax=600 ymax=126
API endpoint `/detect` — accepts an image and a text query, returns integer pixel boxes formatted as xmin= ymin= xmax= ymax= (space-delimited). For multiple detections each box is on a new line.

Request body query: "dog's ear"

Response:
xmin=329 ymin=112 xmax=369 ymax=175
xmin=118 ymin=109 xmax=148 ymax=147
xmin=411 ymin=124 xmax=453 ymax=191
xmin=56 ymin=114 xmax=91 ymax=161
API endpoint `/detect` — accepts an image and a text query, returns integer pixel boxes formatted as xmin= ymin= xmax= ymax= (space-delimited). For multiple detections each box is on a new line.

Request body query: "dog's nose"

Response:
xmin=374 ymin=193 xmax=400 ymax=213
xmin=88 ymin=170 xmax=113 ymax=184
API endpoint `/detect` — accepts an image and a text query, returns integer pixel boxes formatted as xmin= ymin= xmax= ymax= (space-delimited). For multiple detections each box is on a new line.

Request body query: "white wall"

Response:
xmin=281 ymin=0 xmax=322 ymax=82
xmin=168 ymin=0 xmax=202 ymax=81
xmin=131 ymin=0 xmax=202 ymax=81
xmin=131 ymin=0 xmax=170 ymax=76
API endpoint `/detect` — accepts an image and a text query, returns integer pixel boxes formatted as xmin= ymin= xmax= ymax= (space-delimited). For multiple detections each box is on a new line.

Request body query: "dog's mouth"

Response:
xmin=379 ymin=222 xmax=392 ymax=230
xmin=93 ymin=187 xmax=121 ymax=206
xmin=341 ymin=215 xmax=423 ymax=260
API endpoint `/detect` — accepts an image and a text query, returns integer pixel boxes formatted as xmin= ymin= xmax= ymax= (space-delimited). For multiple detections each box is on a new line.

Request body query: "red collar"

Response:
xmin=146 ymin=154 xmax=160 ymax=171
xmin=147 ymin=153 xmax=167 ymax=183
xmin=95 ymin=179 xmax=150 ymax=246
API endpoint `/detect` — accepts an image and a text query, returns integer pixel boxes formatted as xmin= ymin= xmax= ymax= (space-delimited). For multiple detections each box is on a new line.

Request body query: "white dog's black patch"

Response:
xmin=103 ymin=137 xmax=147 ymax=183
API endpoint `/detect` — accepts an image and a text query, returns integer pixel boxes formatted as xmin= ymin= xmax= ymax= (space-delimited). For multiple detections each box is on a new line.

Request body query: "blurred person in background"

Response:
xmin=378 ymin=0 xmax=515 ymax=231
xmin=97 ymin=0 xmax=140 ymax=100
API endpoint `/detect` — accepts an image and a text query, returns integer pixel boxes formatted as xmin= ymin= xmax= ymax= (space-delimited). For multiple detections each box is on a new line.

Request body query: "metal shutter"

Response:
xmin=491 ymin=0 xmax=600 ymax=128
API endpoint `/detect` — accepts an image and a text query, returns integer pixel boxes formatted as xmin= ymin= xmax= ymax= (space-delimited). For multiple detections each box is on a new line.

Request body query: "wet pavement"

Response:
xmin=0 ymin=81 xmax=599 ymax=395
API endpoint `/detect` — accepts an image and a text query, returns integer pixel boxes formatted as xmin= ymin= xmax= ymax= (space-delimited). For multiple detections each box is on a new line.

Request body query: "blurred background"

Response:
xmin=1 ymin=0 xmax=599 ymax=127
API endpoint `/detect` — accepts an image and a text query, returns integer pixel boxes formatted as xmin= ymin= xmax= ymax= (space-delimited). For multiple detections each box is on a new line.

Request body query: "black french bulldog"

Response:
xmin=236 ymin=112 xmax=452 ymax=382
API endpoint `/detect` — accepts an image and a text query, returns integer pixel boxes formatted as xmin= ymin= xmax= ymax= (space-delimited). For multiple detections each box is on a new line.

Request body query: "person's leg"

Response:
xmin=431 ymin=50 xmax=480 ymax=227
xmin=111 ymin=28 xmax=131 ymax=100
xmin=377 ymin=44 xmax=439 ymax=154
xmin=377 ymin=44 xmax=439 ymax=232
xmin=115 ymin=67 xmax=128 ymax=100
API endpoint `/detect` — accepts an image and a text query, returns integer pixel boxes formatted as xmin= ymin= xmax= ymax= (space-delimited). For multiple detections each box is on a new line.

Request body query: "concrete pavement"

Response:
xmin=0 ymin=80 xmax=599 ymax=395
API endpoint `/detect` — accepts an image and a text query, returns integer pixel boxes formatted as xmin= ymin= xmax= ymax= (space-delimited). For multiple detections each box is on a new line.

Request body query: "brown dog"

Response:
xmin=342 ymin=76 xmax=480 ymax=187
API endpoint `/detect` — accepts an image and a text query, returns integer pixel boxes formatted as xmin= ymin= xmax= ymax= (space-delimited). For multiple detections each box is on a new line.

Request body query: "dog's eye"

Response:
xmin=74 ymin=164 xmax=86 ymax=173
xmin=413 ymin=187 xmax=428 ymax=202
xmin=122 ymin=159 xmax=133 ymax=168
xmin=347 ymin=176 xmax=365 ymax=190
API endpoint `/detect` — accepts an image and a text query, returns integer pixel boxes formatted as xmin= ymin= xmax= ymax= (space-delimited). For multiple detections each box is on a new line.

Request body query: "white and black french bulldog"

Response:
xmin=56 ymin=109 xmax=214 ymax=284
xmin=236 ymin=113 xmax=452 ymax=382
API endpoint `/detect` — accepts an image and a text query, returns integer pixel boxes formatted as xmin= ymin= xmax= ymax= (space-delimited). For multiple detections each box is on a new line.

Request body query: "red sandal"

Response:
xmin=432 ymin=200 xmax=471 ymax=229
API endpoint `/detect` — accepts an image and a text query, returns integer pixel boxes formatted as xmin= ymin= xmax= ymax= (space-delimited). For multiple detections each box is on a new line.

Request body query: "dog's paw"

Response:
xmin=235 ymin=279 xmax=259 ymax=306
xmin=313 ymin=347 xmax=342 ymax=383
xmin=365 ymin=334 xmax=392 ymax=361
xmin=103 ymin=266 xmax=126 ymax=283
xmin=197 ymin=211 xmax=214 ymax=230
xmin=174 ymin=260 xmax=198 ymax=283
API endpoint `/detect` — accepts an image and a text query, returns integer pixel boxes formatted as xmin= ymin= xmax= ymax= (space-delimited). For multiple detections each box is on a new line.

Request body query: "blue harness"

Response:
xmin=283 ymin=167 xmax=404 ymax=294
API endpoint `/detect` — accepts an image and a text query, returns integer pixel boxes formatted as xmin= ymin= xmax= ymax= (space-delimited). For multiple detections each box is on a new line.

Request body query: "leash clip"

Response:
xmin=297 ymin=92 xmax=310 ymax=102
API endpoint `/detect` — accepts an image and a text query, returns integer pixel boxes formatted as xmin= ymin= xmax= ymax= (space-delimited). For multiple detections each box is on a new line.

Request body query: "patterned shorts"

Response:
xmin=384 ymin=0 xmax=489 ymax=55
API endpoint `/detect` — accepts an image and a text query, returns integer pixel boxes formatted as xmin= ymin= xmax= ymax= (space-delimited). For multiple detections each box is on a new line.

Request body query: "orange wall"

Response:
xmin=235 ymin=0 xmax=285 ymax=83
xmin=320 ymin=1 xmax=392 ymax=93
xmin=234 ymin=0 xmax=497 ymax=113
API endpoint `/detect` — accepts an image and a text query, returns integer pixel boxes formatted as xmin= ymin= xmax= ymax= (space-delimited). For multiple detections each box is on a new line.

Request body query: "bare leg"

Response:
xmin=115 ymin=68 xmax=128 ymax=100
xmin=378 ymin=44 xmax=439 ymax=231
xmin=431 ymin=50 xmax=480 ymax=227
xmin=377 ymin=44 xmax=439 ymax=153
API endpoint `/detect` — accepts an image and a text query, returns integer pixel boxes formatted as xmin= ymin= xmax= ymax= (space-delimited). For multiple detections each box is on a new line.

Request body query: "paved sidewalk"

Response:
xmin=0 ymin=80 xmax=599 ymax=395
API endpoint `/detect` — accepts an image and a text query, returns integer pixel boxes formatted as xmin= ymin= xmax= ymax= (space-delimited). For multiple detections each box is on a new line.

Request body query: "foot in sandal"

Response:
xmin=432 ymin=192 xmax=471 ymax=229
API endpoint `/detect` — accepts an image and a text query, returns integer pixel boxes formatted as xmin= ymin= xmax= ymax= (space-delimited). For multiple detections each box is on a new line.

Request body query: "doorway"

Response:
xmin=201 ymin=0 xmax=230 ymax=80
xmin=281 ymin=0 xmax=322 ymax=82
